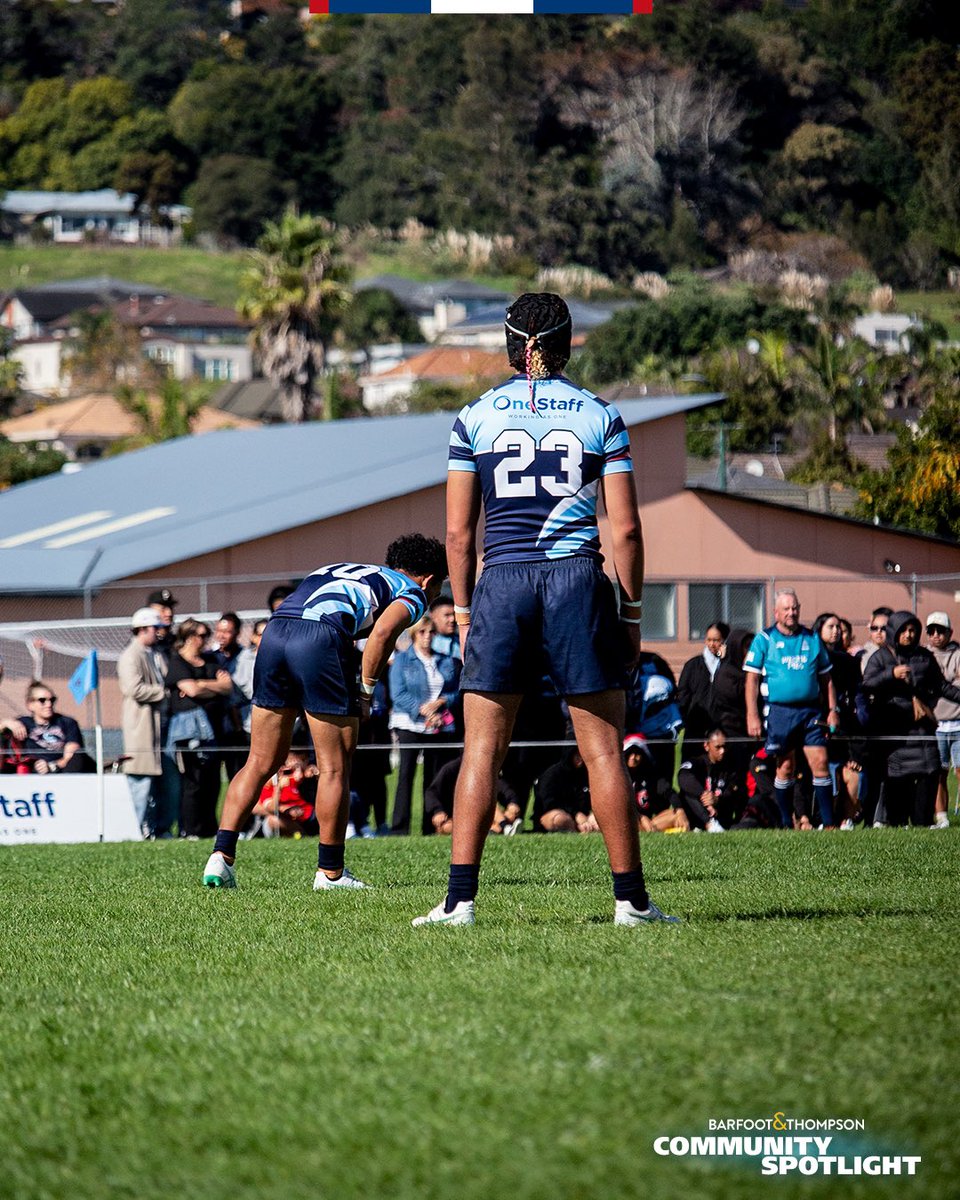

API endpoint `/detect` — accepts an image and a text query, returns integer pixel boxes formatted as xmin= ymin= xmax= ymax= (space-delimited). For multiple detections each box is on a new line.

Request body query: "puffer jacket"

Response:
xmin=862 ymin=610 xmax=960 ymax=776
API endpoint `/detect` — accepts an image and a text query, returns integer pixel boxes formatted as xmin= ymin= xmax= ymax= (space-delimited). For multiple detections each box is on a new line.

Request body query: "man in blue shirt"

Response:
xmin=413 ymin=292 xmax=677 ymax=928
xmin=744 ymin=589 xmax=839 ymax=828
xmin=203 ymin=533 xmax=447 ymax=891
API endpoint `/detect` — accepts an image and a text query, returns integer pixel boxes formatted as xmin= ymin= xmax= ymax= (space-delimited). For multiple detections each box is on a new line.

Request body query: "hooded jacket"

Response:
xmin=862 ymin=610 xmax=960 ymax=776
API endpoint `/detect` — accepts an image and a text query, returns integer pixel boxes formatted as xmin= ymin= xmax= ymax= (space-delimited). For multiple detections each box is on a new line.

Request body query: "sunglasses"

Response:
xmin=868 ymin=625 xmax=887 ymax=632
xmin=32 ymin=695 xmax=56 ymax=703
xmin=927 ymin=626 xmax=948 ymax=634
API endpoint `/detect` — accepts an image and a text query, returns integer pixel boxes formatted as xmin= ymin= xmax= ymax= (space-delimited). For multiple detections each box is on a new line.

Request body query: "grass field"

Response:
xmin=1 ymin=828 xmax=955 ymax=1200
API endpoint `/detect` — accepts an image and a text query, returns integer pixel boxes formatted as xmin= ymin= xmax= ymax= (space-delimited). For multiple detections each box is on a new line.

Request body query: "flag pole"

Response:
xmin=95 ymin=680 xmax=105 ymax=843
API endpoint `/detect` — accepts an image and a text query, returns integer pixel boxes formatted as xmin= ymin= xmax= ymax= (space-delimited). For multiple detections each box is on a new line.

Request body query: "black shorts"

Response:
xmin=253 ymin=617 xmax=358 ymax=716
xmin=461 ymin=558 xmax=628 ymax=696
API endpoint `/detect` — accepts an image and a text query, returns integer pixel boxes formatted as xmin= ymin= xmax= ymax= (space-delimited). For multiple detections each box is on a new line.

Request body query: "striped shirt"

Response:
xmin=273 ymin=563 xmax=427 ymax=639
xmin=448 ymin=374 xmax=633 ymax=565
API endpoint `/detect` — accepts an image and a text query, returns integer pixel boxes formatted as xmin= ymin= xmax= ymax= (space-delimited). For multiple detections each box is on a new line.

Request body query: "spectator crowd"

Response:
xmin=2 ymin=585 xmax=958 ymax=838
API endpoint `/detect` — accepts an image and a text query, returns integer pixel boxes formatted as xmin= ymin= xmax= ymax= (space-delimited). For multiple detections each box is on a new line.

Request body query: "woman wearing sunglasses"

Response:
xmin=16 ymin=681 xmax=94 ymax=774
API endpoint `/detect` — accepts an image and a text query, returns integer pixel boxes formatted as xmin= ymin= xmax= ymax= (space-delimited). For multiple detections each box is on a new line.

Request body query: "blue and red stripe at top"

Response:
xmin=309 ymin=2 xmax=652 ymax=13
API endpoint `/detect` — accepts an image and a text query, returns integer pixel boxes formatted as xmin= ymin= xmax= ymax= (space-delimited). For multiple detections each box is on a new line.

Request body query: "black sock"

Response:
xmin=317 ymin=843 xmax=345 ymax=874
xmin=445 ymin=863 xmax=480 ymax=911
xmin=612 ymin=866 xmax=649 ymax=911
xmin=214 ymin=829 xmax=239 ymax=859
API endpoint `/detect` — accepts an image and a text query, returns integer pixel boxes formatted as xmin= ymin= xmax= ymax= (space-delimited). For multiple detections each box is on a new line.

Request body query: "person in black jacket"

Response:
xmin=708 ymin=628 xmax=755 ymax=789
xmin=533 ymin=749 xmax=598 ymax=833
xmin=676 ymin=730 xmax=742 ymax=831
xmin=862 ymin=610 xmax=960 ymax=826
xmin=813 ymin=612 xmax=868 ymax=827
xmin=676 ymin=623 xmax=729 ymax=741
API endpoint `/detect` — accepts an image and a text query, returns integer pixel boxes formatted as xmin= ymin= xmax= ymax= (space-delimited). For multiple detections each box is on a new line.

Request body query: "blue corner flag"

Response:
xmin=68 ymin=650 xmax=99 ymax=704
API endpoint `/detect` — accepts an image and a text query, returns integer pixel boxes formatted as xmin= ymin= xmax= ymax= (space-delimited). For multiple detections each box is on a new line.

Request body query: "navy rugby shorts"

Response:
xmin=253 ymin=617 xmax=359 ymax=716
xmin=764 ymin=703 xmax=827 ymax=756
xmin=460 ymin=557 xmax=628 ymax=696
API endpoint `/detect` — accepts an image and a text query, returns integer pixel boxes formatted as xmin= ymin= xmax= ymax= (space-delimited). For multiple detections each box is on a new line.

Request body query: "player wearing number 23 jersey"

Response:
xmin=448 ymin=376 xmax=633 ymax=565
xmin=413 ymin=294 xmax=676 ymax=929
xmin=449 ymin=366 xmax=634 ymax=696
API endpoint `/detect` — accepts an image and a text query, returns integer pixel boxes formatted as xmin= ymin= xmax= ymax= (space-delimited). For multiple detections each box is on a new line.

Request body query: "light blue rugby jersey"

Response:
xmin=448 ymin=375 xmax=633 ymax=564
xmin=743 ymin=625 xmax=831 ymax=706
xmin=272 ymin=564 xmax=427 ymax=639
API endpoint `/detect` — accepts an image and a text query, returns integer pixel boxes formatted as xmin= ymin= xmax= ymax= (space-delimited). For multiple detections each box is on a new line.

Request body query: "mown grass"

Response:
xmin=0 ymin=244 xmax=247 ymax=309
xmin=897 ymin=290 xmax=960 ymax=340
xmin=0 ymin=829 xmax=954 ymax=1200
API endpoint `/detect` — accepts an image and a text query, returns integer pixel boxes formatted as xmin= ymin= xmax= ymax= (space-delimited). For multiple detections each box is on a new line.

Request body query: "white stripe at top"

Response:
xmin=431 ymin=0 xmax=534 ymax=10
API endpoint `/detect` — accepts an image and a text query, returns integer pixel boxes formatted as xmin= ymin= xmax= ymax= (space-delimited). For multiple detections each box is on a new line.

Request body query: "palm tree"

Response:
xmin=238 ymin=208 xmax=352 ymax=422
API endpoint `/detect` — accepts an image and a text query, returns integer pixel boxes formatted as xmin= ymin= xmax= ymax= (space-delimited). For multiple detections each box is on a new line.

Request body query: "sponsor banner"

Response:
xmin=0 ymin=775 xmax=141 ymax=844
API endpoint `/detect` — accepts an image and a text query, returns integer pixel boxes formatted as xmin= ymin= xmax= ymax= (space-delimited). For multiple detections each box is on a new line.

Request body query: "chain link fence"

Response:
xmin=1 ymin=569 xmax=959 ymax=752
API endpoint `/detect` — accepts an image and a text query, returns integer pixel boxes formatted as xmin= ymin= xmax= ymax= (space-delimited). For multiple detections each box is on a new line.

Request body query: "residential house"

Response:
xmin=359 ymin=346 xmax=507 ymax=411
xmin=0 ymin=190 xmax=189 ymax=246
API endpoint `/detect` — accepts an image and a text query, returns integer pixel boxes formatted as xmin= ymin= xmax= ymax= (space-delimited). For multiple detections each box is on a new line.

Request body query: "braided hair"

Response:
xmin=504 ymin=293 xmax=572 ymax=409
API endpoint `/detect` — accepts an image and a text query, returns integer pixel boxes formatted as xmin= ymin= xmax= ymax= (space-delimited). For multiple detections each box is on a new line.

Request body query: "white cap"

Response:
xmin=925 ymin=611 xmax=952 ymax=631
xmin=132 ymin=607 xmax=167 ymax=629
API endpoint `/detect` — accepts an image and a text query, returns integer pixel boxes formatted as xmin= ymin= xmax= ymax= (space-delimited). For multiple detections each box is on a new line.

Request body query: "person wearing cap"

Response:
xmin=623 ymin=735 xmax=686 ymax=833
xmin=414 ymin=291 xmax=677 ymax=928
xmin=118 ymin=608 xmax=174 ymax=837
xmin=147 ymin=588 xmax=178 ymax=664
xmin=924 ymin=611 xmax=960 ymax=829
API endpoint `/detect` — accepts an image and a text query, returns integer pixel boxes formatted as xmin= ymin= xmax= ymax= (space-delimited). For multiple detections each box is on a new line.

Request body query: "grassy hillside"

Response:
xmin=0 ymin=244 xmax=248 ymax=309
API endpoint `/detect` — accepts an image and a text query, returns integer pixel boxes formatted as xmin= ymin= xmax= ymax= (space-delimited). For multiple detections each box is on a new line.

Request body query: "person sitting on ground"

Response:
xmin=730 ymin=747 xmax=782 ymax=829
xmin=624 ymin=734 xmax=687 ymax=832
xmin=677 ymin=729 xmax=741 ymax=832
xmin=424 ymin=754 xmax=524 ymax=836
xmin=252 ymin=749 xmax=319 ymax=838
xmin=16 ymin=680 xmax=95 ymax=774
xmin=532 ymin=748 xmax=599 ymax=833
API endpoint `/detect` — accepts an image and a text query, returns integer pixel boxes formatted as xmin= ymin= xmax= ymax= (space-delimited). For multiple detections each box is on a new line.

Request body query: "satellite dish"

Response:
xmin=745 ymin=459 xmax=764 ymax=477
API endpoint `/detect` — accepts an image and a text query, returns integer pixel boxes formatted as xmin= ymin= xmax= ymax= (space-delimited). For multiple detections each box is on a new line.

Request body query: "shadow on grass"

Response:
xmin=700 ymin=905 xmax=930 ymax=923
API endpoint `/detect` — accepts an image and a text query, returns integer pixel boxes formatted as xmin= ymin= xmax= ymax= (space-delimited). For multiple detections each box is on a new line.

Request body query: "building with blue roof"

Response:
xmin=1 ymin=393 xmax=958 ymax=683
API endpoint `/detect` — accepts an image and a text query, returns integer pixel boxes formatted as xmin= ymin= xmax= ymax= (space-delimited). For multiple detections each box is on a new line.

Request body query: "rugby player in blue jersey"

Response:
xmin=203 ymin=534 xmax=446 ymax=890
xmin=413 ymin=293 xmax=678 ymax=928
xmin=744 ymin=588 xmax=839 ymax=829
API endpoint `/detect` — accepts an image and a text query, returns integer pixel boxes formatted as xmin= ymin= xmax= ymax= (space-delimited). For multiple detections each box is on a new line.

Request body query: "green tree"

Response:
xmin=190 ymin=155 xmax=293 ymax=247
xmin=0 ymin=329 xmax=22 ymax=421
xmin=238 ymin=208 xmax=352 ymax=422
xmin=339 ymin=288 xmax=421 ymax=363
xmin=854 ymin=392 xmax=960 ymax=539
xmin=0 ymin=438 xmax=66 ymax=489
xmin=112 ymin=0 xmax=220 ymax=107
xmin=108 ymin=377 xmax=210 ymax=455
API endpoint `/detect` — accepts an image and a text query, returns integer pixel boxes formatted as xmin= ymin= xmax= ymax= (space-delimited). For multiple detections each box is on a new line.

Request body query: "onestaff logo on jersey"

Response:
xmin=493 ymin=394 xmax=584 ymax=413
